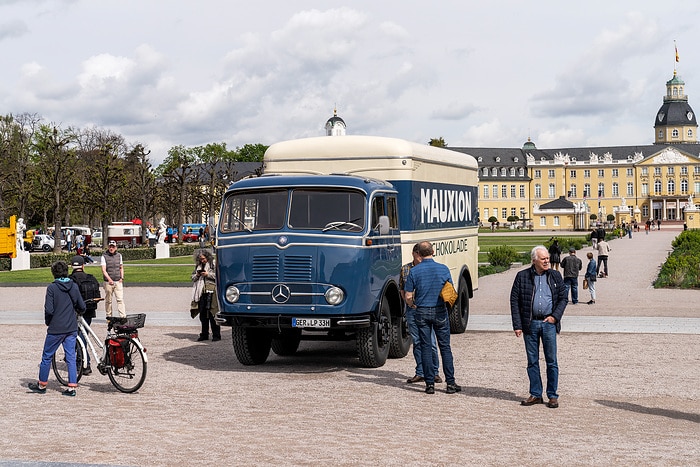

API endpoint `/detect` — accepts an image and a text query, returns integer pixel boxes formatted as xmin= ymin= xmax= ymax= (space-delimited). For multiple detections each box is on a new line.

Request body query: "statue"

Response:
xmin=157 ymin=218 xmax=167 ymax=244
xmin=16 ymin=217 xmax=26 ymax=251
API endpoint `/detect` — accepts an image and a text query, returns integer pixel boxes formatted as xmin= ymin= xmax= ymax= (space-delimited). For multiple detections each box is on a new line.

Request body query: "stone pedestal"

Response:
xmin=155 ymin=243 xmax=171 ymax=259
xmin=11 ymin=250 xmax=31 ymax=271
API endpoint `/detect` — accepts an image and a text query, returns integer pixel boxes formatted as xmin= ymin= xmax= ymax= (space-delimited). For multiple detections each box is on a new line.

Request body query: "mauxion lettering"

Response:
xmin=420 ymin=188 xmax=473 ymax=224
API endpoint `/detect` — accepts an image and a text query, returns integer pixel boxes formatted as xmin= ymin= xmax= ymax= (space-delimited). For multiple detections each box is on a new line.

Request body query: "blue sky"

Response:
xmin=1 ymin=0 xmax=699 ymax=162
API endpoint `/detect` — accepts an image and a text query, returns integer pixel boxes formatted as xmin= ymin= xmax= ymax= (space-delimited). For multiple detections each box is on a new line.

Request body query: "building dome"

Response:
xmin=654 ymin=70 xmax=698 ymax=143
xmin=522 ymin=137 xmax=537 ymax=150
xmin=325 ymin=108 xmax=346 ymax=136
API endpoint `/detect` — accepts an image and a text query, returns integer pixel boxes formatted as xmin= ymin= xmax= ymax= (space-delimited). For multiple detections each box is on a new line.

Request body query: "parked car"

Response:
xmin=32 ymin=234 xmax=56 ymax=252
xmin=91 ymin=230 xmax=103 ymax=246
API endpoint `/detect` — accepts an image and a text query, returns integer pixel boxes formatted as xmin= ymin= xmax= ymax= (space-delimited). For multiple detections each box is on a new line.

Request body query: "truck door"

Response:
xmin=370 ymin=194 xmax=401 ymax=265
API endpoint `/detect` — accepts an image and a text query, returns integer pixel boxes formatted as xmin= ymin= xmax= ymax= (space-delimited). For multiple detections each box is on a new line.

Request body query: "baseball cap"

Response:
xmin=108 ymin=240 xmax=117 ymax=246
xmin=568 ymin=247 xmax=576 ymax=253
xmin=71 ymin=255 xmax=84 ymax=267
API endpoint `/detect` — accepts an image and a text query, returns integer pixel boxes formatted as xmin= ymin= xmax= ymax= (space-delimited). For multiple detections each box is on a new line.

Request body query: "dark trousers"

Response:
xmin=198 ymin=292 xmax=221 ymax=338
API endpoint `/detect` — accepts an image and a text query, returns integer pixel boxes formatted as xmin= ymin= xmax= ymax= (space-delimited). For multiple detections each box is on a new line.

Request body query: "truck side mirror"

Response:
xmin=378 ymin=215 xmax=390 ymax=235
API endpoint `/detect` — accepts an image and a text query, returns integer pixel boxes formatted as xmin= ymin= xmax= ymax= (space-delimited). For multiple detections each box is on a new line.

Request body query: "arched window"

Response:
xmin=612 ymin=182 xmax=619 ymax=197
xmin=672 ymin=129 xmax=679 ymax=138
xmin=491 ymin=167 xmax=497 ymax=176
xmin=509 ymin=167 xmax=515 ymax=176
xmin=681 ymin=179 xmax=688 ymax=194
xmin=535 ymin=184 xmax=541 ymax=199
xmin=482 ymin=167 xmax=488 ymax=176
xmin=654 ymin=179 xmax=662 ymax=194
xmin=667 ymin=179 xmax=675 ymax=194
xmin=518 ymin=168 xmax=524 ymax=176
xmin=500 ymin=167 xmax=506 ymax=176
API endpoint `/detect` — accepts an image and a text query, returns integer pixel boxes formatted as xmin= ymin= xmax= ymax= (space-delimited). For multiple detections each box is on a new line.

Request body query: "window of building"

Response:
xmin=483 ymin=208 xmax=489 ymax=219
xmin=548 ymin=183 xmax=555 ymax=198
xmin=492 ymin=185 xmax=498 ymax=198
xmin=654 ymin=179 xmax=662 ymax=194
xmin=534 ymin=169 xmax=541 ymax=179
xmin=668 ymin=166 xmax=675 ymax=175
xmin=548 ymin=169 xmax=555 ymax=178
xmin=642 ymin=167 xmax=649 ymax=175
xmin=612 ymin=183 xmax=619 ymax=197
xmin=673 ymin=129 xmax=679 ymax=137
xmin=668 ymin=179 xmax=675 ymax=194
xmin=540 ymin=216 xmax=546 ymax=227
xmin=626 ymin=168 xmax=633 ymax=177
xmin=535 ymin=184 xmax=541 ymax=198
xmin=659 ymin=129 xmax=663 ymax=138
xmin=681 ymin=179 xmax=688 ymax=194
xmin=583 ymin=184 xmax=590 ymax=197
xmin=491 ymin=167 xmax=497 ymax=176
xmin=509 ymin=167 xmax=515 ymax=176
xmin=501 ymin=208 xmax=507 ymax=219
xmin=598 ymin=183 xmax=605 ymax=197
xmin=627 ymin=182 xmax=634 ymax=196
xmin=598 ymin=169 xmax=604 ymax=177
xmin=482 ymin=167 xmax=488 ymax=176
xmin=483 ymin=185 xmax=489 ymax=199
xmin=518 ymin=167 xmax=524 ymax=176
xmin=612 ymin=169 xmax=619 ymax=177
xmin=689 ymin=129 xmax=693 ymax=138
xmin=501 ymin=185 xmax=507 ymax=198
xmin=695 ymin=182 xmax=700 ymax=194
xmin=642 ymin=183 xmax=648 ymax=195
xmin=695 ymin=166 xmax=700 ymax=175
xmin=569 ymin=184 xmax=576 ymax=198
xmin=553 ymin=216 xmax=560 ymax=227
xmin=584 ymin=169 xmax=590 ymax=178
xmin=500 ymin=167 xmax=506 ymax=176
xmin=654 ymin=167 xmax=661 ymax=176
xmin=570 ymin=169 xmax=576 ymax=178
xmin=510 ymin=185 xmax=516 ymax=198
xmin=511 ymin=208 xmax=517 ymax=217
xmin=520 ymin=185 xmax=525 ymax=198
xmin=643 ymin=205 xmax=649 ymax=217
xmin=681 ymin=166 xmax=688 ymax=175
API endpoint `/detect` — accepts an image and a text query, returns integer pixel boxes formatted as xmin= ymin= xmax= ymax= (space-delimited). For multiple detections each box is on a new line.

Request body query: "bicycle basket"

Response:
xmin=113 ymin=313 xmax=146 ymax=333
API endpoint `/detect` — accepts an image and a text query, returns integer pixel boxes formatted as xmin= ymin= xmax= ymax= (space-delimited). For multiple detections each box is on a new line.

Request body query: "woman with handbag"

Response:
xmin=191 ymin=249 xmax=221 ymax=341
xmin=584 ymin=252 xmax=597 ymax=305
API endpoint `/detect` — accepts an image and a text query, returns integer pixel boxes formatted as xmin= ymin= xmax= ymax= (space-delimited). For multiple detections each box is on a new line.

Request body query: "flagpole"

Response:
xmin=674 ymin=40 xmax=679 ymax=73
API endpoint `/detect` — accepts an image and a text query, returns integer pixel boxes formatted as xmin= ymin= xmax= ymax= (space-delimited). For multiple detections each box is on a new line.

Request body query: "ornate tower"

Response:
xmin=325 ymin=108 xmax=346 ymax=136
xmin=654 ymin=70 xmax=698 ymax=144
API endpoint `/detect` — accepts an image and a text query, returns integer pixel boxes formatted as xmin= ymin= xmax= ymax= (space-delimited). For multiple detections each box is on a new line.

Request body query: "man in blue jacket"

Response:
xmin=510 ymin=245 xmax=567 ymax=408
xmin=28 ymin=261 xmax=86 ymax=397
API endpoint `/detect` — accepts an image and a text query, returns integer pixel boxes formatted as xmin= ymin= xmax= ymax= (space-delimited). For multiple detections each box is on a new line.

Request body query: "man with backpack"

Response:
xmin=69 ymin=255 xmax=101 ymax=375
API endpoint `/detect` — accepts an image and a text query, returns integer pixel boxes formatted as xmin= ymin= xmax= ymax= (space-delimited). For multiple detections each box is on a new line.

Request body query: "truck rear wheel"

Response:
xmin=449 ymin=276 xmax=469 ymax=333
xmin=356 ymin=297 xmax=391 ymax=367
xmin=231 ymin=327 xmax=272 ymax=365
xmin=388 ymin=311 xmax=411 ymax=358
xmin=271 ymin=329 xmax=302 ymax=356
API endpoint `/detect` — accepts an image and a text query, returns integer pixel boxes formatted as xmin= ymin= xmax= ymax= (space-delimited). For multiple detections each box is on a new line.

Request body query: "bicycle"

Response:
xmin=52 ymin=301 xmax=148 ymax=393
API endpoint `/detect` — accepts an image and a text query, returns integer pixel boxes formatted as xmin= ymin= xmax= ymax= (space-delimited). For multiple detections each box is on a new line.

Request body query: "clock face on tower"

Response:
xmin=658 ymin=112 xmax=665 ymax=122
xmin=687 ymin=111 xmax=694 ymax=120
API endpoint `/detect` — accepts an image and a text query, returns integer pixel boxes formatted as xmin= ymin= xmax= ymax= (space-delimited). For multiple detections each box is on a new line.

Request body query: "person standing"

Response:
xmin=596 ymin=239 xmax=611 ymax=278
xmin=191 ymin=249 xmax=221 ymax=341
xmin=69 ymin=255 xmax=101 ymax=375
xmin=510 ymin=246 xmax=567 ymax=408
xmin=584 ymin=252 xmax=597 ymax=305
xmin=28 ymin=261 xmax=86 ymax=397
xmin=400 ymin=243 xmax=441 ymax=385
xmin=404 ymin=241 xmax=461 ymax=395
xmin=101 ymin=240 xmax=126 ymax=318
xmin=548 ymin=239 xmax=562 ymax=271
xmin=657 ymin=219 xmax=661 ymax=230
xmin=560 ymin=247 xmax=582 ymax=304
xmin=590 ymin=228 xmax=598 ymax=250
xmin=645 ymin=219 xmax=651 ymax=235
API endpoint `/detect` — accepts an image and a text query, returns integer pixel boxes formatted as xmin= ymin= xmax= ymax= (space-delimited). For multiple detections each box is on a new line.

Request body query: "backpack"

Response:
xmin=72 ymin=273 xmax=101 ymax=312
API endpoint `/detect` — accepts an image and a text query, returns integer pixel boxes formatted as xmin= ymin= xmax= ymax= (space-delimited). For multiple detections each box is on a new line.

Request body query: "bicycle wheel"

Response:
xmin=51 ymin=340 xmax=84 ymax=386
xmin=106 ymin=336 xmax=147 ymax=393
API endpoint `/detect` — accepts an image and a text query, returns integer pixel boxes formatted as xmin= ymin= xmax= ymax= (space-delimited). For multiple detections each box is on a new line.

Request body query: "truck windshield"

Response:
xmin=220 ymin=188 xmax=366 ymax=233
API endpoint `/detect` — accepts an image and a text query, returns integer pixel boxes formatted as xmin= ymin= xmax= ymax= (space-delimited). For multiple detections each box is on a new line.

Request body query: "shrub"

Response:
xmin=655 ymin=230 xmax=700 ymax=288
xmin=487 ymin=245 xmax=519 ymax=268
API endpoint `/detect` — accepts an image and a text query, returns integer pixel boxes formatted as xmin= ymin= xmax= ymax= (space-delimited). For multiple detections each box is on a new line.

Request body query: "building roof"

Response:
xmin=539 ymin=196 xmax=574 ymax=209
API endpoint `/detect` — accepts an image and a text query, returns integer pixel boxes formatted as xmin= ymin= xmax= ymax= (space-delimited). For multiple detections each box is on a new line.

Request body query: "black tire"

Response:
xmin=232 ymin=327 xmax=272 ymax=365
xmin=271 ymin=329 xmax=302 ymax=356
xmin=51 ymin=340 xmax=84 ymax=386
xmin=388 ymin=309 xmax=411 ymax=358
xmin=449 ymin=276 xmax=469 ymax=333
xmin=107 ymin=336 xmax=147 ymax=393
xmin=42 ymin=244 xmax=50 ymax=252
xmin=356 ymin=297 xmax=391 ymax=368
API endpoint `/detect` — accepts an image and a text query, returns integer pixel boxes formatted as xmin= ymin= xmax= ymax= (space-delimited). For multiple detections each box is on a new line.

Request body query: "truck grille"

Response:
xmin=251 ymin=255 xmax=312 ymax=282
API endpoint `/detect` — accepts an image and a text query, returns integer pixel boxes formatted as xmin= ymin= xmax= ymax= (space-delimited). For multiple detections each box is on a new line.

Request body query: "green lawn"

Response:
xmin=478 ymin=235 xmax=588 ymax=263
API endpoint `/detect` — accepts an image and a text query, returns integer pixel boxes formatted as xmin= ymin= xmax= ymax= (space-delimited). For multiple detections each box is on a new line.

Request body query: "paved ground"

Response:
xmin=0 ymin=227 xmax=698 ymax=466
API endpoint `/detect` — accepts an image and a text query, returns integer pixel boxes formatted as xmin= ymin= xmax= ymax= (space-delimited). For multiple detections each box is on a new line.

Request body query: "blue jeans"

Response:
xmin=523 ymin=320 xmax=558 ymax=399
xmin=405 ymin=307 xmax=439 ymax=377
xmin=415 ymin=306 xmax=455 ymax=385
xmin=563 ymin=277 xmax=578 ymax=304
xmin=39 ymin=332 xmax=78 ymax=386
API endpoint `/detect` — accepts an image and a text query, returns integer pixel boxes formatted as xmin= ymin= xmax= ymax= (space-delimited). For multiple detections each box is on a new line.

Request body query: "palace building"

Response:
xmin=450 ymin=69 xmax=700 ymax=230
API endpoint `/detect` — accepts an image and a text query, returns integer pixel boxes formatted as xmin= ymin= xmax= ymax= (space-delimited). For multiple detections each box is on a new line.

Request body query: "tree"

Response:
xmin=194 ymin=142 xmax=239 ymax=224
xmin=123 ymin=144 xmax=155 ymax=244
xmin=590 ymin=214 xmax=597 ymax=220
xmin=236 ymin=143 xmax=267 ymax=162
xmin=606 ymin=214 xmax=615 ymax=222
xmin=156 ymin=145 xmax=197 ymax=244
xmin=428 ymin=137 xmax=447 ymax=147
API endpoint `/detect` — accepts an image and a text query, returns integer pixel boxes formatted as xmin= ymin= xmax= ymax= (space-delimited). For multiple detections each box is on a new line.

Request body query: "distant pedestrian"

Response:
xmin=657 ymin=219 xmax=661 ymax=230
xmin=548 ymin=239 xmax=562 ymax=271
xmin=645 ymin=220 xmax=650 ymax=235
xmin=627 ymin=224 xmax=632 ymax=239
xmin=191 ymin=249 xmax=221 ymax=341
xmin=597 ymin=239 xmax=611 ymax=277
xmin=590 ymin=228 xmax=598 ymax=250
xmin=560 ymin=247 xmax=582 ymax=304
xmin=404 ymin=241 xmax=461 ymax=395
xmin=101 ymin=240 xmax=126 ymax=318
xmin=584 ymin=252 xmax=597 ymax=305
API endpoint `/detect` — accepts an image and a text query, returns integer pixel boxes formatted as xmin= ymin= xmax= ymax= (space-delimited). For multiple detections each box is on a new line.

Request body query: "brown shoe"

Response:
xmin=520 ymin=396 xmax=543 ymax=406
xmin=406 ymin=375 xmax=424 ymax=384
xmin=547 ymin=398 xmax=559 ymax=408
xmin=434 ymin=375 xmax=443 ymax=384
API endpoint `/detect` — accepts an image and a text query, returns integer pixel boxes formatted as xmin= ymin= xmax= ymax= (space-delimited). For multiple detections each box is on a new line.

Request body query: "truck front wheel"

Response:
xmin=449 ymin=276 xmax=469 ymax=333
xmin=356 ymin=297 xmax=391 ymax=368
xmin=231 ymin=327 xmax=272 ymax=365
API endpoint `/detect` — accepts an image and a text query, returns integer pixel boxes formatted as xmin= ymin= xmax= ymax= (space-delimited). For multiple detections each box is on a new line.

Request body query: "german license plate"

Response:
xmin=292 ymin=318 xmax=331 ymax=328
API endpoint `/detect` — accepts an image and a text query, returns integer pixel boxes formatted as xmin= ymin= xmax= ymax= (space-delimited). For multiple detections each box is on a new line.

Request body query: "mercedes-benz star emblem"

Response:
xmin=271 ymin=284 xmax=291 ymax=303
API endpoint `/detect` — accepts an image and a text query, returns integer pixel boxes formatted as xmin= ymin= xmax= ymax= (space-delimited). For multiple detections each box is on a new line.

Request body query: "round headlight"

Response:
xmin=324 ymin=286 xmax=344 ymax=305
xmin=225 ymin=285 xmax=240 ymax=303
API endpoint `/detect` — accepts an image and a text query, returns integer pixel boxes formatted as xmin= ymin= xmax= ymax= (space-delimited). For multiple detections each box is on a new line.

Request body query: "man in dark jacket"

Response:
xmin=70 ymin=255 xmax=101 ymax=375
xmin=28 ymin=261 xmax=86 ymax=396
xmin=510 ymin=245 xmax=567 ymax=409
